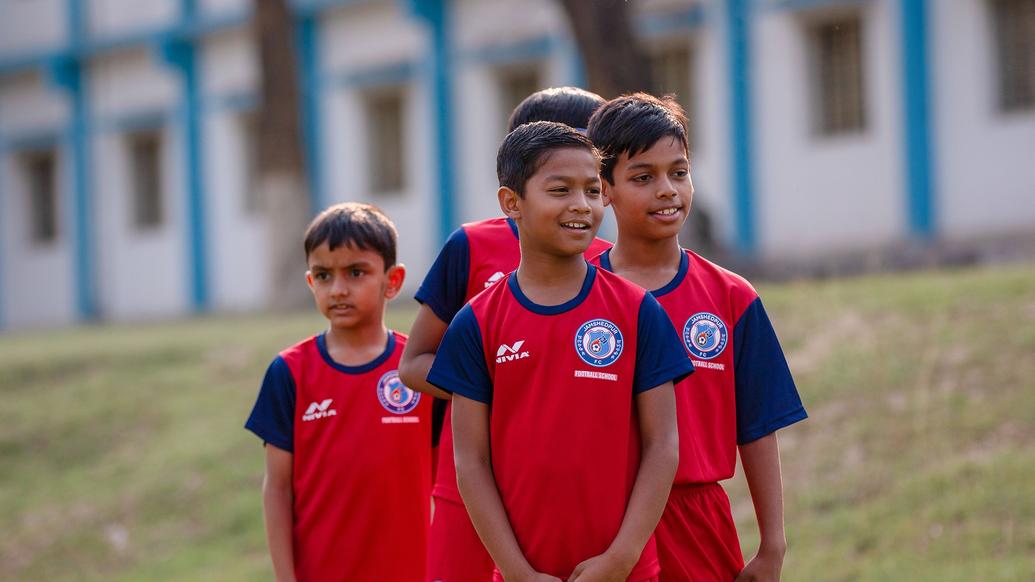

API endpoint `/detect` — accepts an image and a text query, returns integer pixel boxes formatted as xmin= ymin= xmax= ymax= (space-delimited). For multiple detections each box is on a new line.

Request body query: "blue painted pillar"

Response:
xmin=900 ymin=0 xmax=935 ymax=239
xmin=296 ymin=14 xmax=326 ymax=214
xmin=408 ymin=0 xmax=457 ymax=243
xmin=50 ymin=57 xmax=99 ymax=321
xmin=160 ymin=35 xmax=210 ymax=312
xmin=725 ymin=0 xmax=757 ymax=255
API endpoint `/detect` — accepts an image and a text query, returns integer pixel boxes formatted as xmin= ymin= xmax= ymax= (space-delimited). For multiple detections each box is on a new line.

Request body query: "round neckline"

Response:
xmin=507 ymin=263 xmax=597 ymax=315
xmin=316 ymin=330 xmax=395 ymax=374
xmin=598 ymin=247 xmax=689 ymax=298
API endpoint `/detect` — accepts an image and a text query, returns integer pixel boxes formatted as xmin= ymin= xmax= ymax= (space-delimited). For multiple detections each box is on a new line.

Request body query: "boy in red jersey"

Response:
xmin=245 ymin=203 xmax=432 ymax=582
xmin=586 ymin=94 xmax=807 ymax=582
xmin=399 ymin=87 xmax=610 ymax=582
xmin=428 ymin=121 xmax=694 ymax=582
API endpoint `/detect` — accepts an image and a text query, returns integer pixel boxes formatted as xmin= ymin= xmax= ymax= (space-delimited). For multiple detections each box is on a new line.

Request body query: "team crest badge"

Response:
xmin=575 ymin=319 xmax=624 ymax=367
xmin=377 ymin=371 xmax=421 ymax=414
xmin=683 ymin=312 xmax=728 ymax=360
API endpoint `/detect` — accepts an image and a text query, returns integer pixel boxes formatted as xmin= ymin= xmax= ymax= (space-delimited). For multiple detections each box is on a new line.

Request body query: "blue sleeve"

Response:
xmin=244 ymin=356 xmax=296 ymax=452
xmin=415 ymin=227 xmax=470 ymax=323
xmin=733 ymin=298 xmax=807 ymax=444
xmin=634 ymin=294 xmax=696 ymax=394
xmin=426 ymin=305 xmax=493 ymax=404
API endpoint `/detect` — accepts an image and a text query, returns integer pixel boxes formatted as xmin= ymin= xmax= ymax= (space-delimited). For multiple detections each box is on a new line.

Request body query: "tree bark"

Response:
xmin=253 ymin=0 xmax=312 ymax=310
xmin=557 ymin=0 xmax=653 ymax=98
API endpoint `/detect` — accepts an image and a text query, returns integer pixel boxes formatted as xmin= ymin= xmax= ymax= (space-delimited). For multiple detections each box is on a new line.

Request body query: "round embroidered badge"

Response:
xmin=683 ymin=312 xmax=728 ymax=360
xmin=377 ymin=371 xmax=421 ymax=414
xmin=574 ymin=319 xmax=624 ymax=367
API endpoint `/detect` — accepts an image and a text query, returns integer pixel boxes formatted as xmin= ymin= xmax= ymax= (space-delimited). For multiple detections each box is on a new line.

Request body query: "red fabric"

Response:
xmin=465 ymin=269 xmax=658 ymax=581
xmin=655 ymin=483 xmax=744 ymax=582
xmin=426 ymin=497 xmax=496 ymax=582
xmin=283 ymin=332 xmax=432 ymax=581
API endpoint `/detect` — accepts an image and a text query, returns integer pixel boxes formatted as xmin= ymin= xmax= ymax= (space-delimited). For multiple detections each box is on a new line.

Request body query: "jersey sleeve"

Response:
xmin=426 ymin=305 xmax=493 ymax=404
xmin=244 ymin=356 xmax=296 ymax=452
xmin=633 ymin=294 xmax=696 ymax=394
xmin=415 ymin=227 xmax=471 ymax=323
xmin=733 ymin=297 xmax=808 ymax=444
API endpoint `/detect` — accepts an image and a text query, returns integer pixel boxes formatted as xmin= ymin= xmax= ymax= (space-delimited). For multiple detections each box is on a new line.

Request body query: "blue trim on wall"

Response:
xmin=457 ymin=36 xmax=554 ymax=66
xmin=726 ymin=0 xmax=757 ymax=255
xmin=639 ymin=5 xmax=706 ymax=37
xmin=1 ymin=130 xmax=65 ymax=152
xmin=95 ymin=109 xmax=172 ymax=134
xmin=324 ymin=61 xmax=418 ymax=89
xmin=159 ymin=35 xmax=210 ymax=312
xmin=297 ymin=15 xmax=326 ymax=214
xmin=203 ymin=90 xmax=259 ymax=114
xmin=769 ymin=0 xmax=869 ymax=12
xmin=409 ymin=0 xmax=457 ymax=243
xmin=900 ymin=0 xmax=935 ymax=239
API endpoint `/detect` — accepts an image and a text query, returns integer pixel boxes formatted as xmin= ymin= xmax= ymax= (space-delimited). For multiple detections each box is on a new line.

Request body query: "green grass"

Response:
xmin=2 ymin=265 xmax=1034 ymax=580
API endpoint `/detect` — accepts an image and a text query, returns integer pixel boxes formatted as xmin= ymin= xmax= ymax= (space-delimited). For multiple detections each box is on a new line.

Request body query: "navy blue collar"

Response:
xmin=598 ymin=247 xmax=689 ymax=298
xmin=317 ymin=330 xmax=395 ymax=374
xmin=506 ymin=217 xmax=519 ymax=240
xmin=507 ymin=263 xmax=597 ymax=315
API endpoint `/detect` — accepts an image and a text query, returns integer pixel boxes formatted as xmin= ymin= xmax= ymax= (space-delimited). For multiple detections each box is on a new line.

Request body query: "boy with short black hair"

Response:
xmin=428 ymin=121 xmax=694 ymax=581
xmin=245 ymin=202 xmax=431 ymax=581
xmin=399 ymin=86 xmax=611 ymax=582
xmin=587 ymin=93 xmax=807 ymax=582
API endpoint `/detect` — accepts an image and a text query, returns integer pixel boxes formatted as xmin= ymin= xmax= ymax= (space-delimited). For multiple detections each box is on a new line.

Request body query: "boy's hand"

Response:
xmin=511 ymin=573 xmax=562 ymax=582
xmin=734 ymin=545 xmax=785 ymax=582
xmin=568 ymin=551 xmax=635 ymax=582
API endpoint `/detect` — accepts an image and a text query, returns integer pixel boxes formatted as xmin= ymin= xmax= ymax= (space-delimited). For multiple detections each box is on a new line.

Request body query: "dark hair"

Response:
xmin=303 ymin=202 xmax=397 ymax=269
xmin=497 ymin=121 xmax=600 ymax=196
xmin=507 ymin=86 xmax=606 ymax=132
xmin=586 ymin=92 xmax=689 ymax=184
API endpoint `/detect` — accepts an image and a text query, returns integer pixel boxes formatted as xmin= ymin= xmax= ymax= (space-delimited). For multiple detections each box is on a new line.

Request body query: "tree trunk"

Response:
xmin=253 ymin=0 xmax=312 ymax=310
xmin=557 ymin=0 xmax=652 ymax=97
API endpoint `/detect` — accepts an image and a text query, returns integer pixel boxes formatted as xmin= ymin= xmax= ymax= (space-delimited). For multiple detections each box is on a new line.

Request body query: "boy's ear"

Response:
xmin=384 ymin=264 xmax=406 ymax=300
xmin=600 ymin=179 xmax=614 ymax=208
xmin=305 ymin=270 xmax=315 ymax=291
xmin=498 ymin=186 xmax=521 ymax=219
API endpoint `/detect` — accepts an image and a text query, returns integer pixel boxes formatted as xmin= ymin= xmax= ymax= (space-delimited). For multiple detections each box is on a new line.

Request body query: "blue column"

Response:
xmin=725 ymin=0 xmax=757 ymax=255
xmin=900 ymin=0 xmax=935 ymax=239
xmin=160 ymin=35 xmax=210 ymax=312
xmin=296 ymin=14 xmax=326 ymax=214
xmin=408 ymin=0 xmax=457 ymax=243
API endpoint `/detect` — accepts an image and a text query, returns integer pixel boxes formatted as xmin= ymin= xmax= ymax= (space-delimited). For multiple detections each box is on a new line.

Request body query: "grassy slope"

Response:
xmin=1 ymin=265 xmax=1033 ymax=580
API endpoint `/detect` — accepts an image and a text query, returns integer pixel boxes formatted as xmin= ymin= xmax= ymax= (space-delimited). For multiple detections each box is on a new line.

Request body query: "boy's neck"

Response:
xmin=609 ymin=234 xmax=684 ymax=290
xmin=515 ymin=246 xmax=588 ymax=306
xmin=324 ymin=322 xmax=390 ymax=367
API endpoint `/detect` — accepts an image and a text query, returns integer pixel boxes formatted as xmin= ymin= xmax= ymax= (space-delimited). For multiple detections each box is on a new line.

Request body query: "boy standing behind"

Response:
xmin=587 ymin=94 xmax=807 ymax=581
xmin=245 ymin=203 xmax=431 ymax=581
xmin=429 ymin=122 xmax=694 ymax=581
xmin=399 ymin=86 xmax=611 ymax=582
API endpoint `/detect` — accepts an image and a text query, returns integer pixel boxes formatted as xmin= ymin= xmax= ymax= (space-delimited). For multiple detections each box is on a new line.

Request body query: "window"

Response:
xmin=809 ymin=15 xmax=866 ymax=135
xmin=991 ymin=0 xmax=1035 ymax=112
xmin=366 ymin=89 xmax=406 ymax=194
xmin=128 ymin=131 xmax=163 ymax=229
xmin=650 ymin=43 xmax=694 ymax=142
xmin=239 ymin=112 xmax=261 ymax=213
xmin=23 ymin=150 xmax=58 ymax=244
xmin=497 ymin=66 xmax=542 ymax=131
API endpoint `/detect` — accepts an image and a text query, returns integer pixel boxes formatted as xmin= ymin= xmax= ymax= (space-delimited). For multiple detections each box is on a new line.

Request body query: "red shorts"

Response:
xmin=426 ymin=496 xmax=496 ymax=582
xmin=655 ymin=483 xmax=744 ymax=582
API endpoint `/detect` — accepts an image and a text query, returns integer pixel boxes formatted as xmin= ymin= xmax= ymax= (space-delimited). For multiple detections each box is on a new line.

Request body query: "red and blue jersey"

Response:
xmin=415 ymin=216 xmax=611 ymax=503
xmin=592 ymin=248 xmax=806 ymax=484
xmin=427 ymin=265 xmax=695 ymax=581
xmin=245 ymin=331 xmax=432 ymax=582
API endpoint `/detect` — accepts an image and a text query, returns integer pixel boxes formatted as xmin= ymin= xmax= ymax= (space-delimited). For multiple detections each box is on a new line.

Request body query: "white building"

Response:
xmin=1 ymin=0 xmax=1033 ymax=329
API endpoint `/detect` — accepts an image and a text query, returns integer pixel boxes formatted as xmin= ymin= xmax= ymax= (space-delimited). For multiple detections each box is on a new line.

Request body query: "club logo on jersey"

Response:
xmin=575 ymin=319 xmax=624 ymax=367
xmin=377 ymin=371 xmax=421 ymax=415
xmin=484 ymin=271 xmax=506 ymax=289
xmin=683 ymin=312 xmax=728 ymax=360
xmin=496 ymin=340 xmax=530 ymax=364
xmin=302 ymin=399 xmax=337 ymax=422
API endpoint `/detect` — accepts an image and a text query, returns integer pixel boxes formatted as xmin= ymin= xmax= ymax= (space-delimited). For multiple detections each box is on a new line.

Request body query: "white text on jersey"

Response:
xmin=302 ymin=399 xmax=337 ymax=422
xmin=496 ymin=340 xmax=530 ymax=364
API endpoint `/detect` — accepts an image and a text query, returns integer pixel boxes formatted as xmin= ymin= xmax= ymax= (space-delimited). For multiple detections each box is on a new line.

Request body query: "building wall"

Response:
xmin=933 ymin=0 xmax=1035 ymax=238
xmin=0 ymin=0 xmax=66 ymax=55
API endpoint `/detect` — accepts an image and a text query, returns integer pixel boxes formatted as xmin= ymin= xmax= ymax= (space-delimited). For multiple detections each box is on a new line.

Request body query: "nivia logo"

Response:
xmin=484 ymin=271 xmax=506 ymax=288
xmin=302 ymin=399 xmax=336 ymax=422
xmin=496 ymin=340 xmax=530 ymax=364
